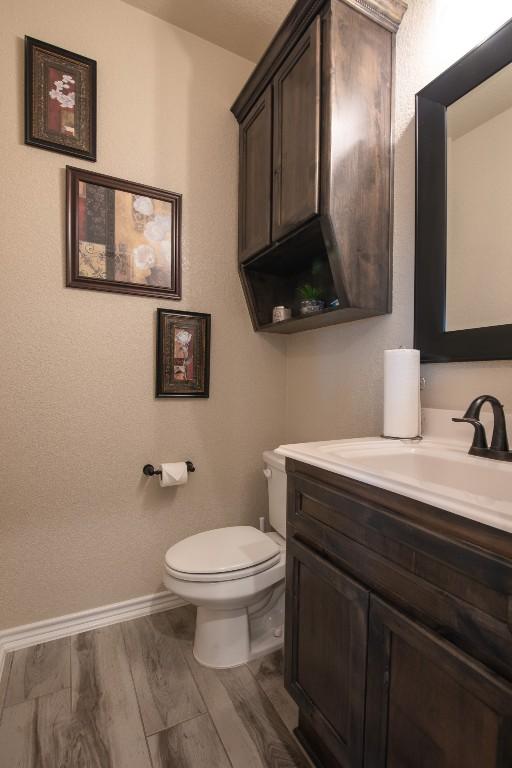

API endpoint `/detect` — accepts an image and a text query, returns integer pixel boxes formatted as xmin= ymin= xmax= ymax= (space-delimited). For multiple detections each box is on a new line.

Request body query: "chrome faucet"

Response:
xmin=452 ymin=395 xmax=512 ymax=462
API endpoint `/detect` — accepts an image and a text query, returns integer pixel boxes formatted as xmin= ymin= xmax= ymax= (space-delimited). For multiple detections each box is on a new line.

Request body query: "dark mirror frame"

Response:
xmin=415 ymin=17 xmax=512 ymax=362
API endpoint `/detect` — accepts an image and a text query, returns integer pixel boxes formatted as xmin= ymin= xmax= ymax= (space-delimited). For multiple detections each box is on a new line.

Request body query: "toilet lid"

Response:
xmin=164 ymin=526 xmax=281 ymax=576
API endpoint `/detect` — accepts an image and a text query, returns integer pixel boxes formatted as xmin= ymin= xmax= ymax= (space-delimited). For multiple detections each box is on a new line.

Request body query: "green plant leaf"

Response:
xmin=297 ymin=283 xmax=323 ymax=300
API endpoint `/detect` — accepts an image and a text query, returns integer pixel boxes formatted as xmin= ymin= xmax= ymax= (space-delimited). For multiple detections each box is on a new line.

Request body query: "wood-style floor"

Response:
xmin=0 ymin=605 xmax=311 ymax=767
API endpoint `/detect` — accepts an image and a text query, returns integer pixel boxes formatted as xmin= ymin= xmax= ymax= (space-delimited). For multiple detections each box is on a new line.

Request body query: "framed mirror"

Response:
xmin=415 ymin=18 xmax=512 ymax=362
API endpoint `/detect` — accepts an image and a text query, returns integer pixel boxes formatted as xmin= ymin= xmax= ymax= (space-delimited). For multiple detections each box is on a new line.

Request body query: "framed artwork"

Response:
xmin=156 ymin=309 xmax=210 ymax=398
xmin=25 ymin=36 xmax=97 ymax=161
xmin=66 ymin=166 xmax=182 ymax=299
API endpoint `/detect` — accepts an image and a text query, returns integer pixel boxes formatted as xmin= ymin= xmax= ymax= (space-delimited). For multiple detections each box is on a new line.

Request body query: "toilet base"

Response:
xmin=193 ymin=584 xmax=285 ymax=669
xmin=194 ymin=606 xmax=250 ymax=668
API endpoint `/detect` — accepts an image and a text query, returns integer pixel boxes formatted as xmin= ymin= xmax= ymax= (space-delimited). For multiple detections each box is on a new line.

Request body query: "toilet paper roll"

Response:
xmin=159 ymin=462 xmax=188 ymax=487
xmin=383 ymin=349 xmax=421 ymax=439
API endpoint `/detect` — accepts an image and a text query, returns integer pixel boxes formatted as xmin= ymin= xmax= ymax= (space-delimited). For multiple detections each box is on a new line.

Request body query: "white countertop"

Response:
xmin=276 ymin=409 xmax=512 ymax=534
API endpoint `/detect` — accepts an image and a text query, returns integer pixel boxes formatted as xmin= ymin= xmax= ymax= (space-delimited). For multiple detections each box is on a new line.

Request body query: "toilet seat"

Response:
xmin=164 ymin=526 xmax=281 ymax=583
xmin=165 ymin=555 xmax=281 ymax=582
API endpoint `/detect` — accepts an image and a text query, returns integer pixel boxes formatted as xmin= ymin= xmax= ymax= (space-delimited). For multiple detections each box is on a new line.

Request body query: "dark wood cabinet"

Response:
xmin=365 ymin=598 xmax=512 ymax=768
xmin=238 ymin=18 xmax=321 ymax=263
xmin=231 ymin=0 xmax=408 ymax=333
xmin=272 ymin=18 xmax=321 ymax=241
xmin=238 ymin=87 xmax=273 ymax=262
xmin=285 ymin=538 xmax=368 ymax=768
xmin=284 ymin=458 xmax=512 ymax=767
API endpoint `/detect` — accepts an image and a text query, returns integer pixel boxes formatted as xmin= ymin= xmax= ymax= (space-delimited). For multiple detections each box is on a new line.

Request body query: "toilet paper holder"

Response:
xmin=143 ymin=461 xmax=195 ymax=477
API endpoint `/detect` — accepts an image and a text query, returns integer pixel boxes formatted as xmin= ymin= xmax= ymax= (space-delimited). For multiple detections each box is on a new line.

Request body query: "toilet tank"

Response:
xmin=262 ymin=450 xmax=286 ymax=538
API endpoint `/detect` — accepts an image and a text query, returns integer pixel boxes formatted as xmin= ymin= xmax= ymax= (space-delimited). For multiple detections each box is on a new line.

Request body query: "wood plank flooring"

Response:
xmin=0 ymin=606 xmax=310 ymax=767
xmin=248 ymin=651 xmax=299 ymax=734
xmin=122 ymin=613 xmax=206 ymax=735
xmin=5 ymin=637 xmax=69 ymax=706
xmin=148 ymin=713 xmax=231 ymax=768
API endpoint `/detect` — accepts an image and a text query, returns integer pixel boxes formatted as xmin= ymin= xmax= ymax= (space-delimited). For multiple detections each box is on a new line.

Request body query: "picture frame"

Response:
xmin=25 ymin=36 xmax=97 ymax=161
xmin=66 ymin=166 xmax=182 ymax=299
xmin=156 ymin=309 xmax=210 ymax=398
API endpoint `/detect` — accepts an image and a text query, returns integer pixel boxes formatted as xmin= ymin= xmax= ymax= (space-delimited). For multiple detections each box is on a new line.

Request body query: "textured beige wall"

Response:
xmin=0 ymin=0 xmax=286 ymax=630
xmin=285 ymin=0 xmax=512 ymax=444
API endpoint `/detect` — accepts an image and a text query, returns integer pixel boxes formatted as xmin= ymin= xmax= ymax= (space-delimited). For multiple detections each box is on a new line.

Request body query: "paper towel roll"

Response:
xmin=383 ymin=349 xmax=421 ymax=438
xmin=159 ymin=462 xmax=188 ymax=487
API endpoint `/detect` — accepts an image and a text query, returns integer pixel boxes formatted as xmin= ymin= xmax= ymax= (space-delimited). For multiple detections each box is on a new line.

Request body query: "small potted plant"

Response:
xmin=297 ymin=283 xmax=325 ymax=315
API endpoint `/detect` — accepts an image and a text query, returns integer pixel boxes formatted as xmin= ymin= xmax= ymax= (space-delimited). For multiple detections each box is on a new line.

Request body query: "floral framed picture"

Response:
xmin=25 ymin=37 xmax=97 ymax=161
xmin=66 ymin=166 xmax=182 ymax=299
xmin=156 ymin=309 xmax=211 ymax=398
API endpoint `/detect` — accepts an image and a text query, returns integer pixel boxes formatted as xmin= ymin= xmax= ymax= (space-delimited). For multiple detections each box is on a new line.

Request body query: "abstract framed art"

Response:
xmin=66 ymin=166 xmax=182 ymax=299
xmin=156 ymin=309 xmax=211 ymax=398
xmin=25 ymin=37 xmax=97 ymax=161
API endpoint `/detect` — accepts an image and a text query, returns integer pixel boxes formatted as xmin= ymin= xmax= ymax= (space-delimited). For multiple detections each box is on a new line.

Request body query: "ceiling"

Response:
xmin=122 ymin=0 xmax=295 ymax=61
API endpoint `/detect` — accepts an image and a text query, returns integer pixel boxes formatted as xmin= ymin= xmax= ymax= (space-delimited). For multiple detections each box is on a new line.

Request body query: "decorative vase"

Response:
xmin=299 ymin=299 xmax=325 ymax=316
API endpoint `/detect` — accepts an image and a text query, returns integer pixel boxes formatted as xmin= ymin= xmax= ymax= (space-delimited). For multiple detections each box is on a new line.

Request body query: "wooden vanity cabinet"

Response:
xmin=365 ymin=599 xmax=512 ymax=768
xmin=286 ymin=538 xmax=368 ymax=767
xmin=284 ymin=459 xmax=512 ymax=768
xmin=231 ymin=0 xmax=408 ymax=333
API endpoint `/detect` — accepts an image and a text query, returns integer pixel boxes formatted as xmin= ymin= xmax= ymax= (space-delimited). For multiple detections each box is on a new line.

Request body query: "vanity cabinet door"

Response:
xmin=365 ymin=597 xmax=512 ymax=768
xmin=272 ymin=17 xmax=321 ymax=241
xmin=285 ymin=537 xmax=369 ymax=768
xmin=238 ymin=86 xmax=273 ymax=262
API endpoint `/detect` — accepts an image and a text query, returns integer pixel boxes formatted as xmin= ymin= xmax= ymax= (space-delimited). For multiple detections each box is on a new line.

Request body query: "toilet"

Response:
xmin=163 ymin=450 xmax=286 ymax=668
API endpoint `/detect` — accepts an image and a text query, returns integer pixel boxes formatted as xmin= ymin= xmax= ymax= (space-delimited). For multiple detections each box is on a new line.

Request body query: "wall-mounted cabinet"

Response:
xmin=272 ymin=18 xmax=321 ymax=241
xmin=232 ymin=0 xmax=407 ymax=333
xmin=238 ymin=88 xmax=273 ymax=262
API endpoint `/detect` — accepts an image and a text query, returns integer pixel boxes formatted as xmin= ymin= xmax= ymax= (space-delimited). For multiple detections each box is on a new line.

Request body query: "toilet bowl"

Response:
xmin=163 ymin=450 xmax=287 ymax=668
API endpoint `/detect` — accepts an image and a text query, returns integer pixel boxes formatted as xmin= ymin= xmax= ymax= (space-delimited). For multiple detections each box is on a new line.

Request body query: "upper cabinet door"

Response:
xmin=238 ymin=86 xmax=273 ymax=263
xmin=272 ymin=18 xmax=321 ymax=241
xmin=365 ymin=597 xmax=512 ymax=768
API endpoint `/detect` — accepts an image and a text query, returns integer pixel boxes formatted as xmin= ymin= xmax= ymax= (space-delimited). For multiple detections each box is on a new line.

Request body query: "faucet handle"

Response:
xmin=452 ymin=417 xmax=488 ymax=451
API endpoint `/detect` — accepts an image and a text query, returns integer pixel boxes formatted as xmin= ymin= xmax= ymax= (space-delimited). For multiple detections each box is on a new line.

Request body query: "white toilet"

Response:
xmin=163 ymin=450 xmax=286 ymax=668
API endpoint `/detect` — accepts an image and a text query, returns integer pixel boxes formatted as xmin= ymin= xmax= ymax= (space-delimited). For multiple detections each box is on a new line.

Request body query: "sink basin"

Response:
xmin=276 ymin=436 xmax=512 ymax=533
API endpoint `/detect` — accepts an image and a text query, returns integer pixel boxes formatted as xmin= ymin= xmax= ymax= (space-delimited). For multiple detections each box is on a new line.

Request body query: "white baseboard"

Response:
xmin=0 ymin=591 xmax=186 ymax=683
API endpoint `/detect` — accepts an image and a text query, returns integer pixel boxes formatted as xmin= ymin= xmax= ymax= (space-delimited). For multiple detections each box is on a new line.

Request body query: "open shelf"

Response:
xmin=240 ymin=216 xmax=387 ymax=333
xmin=241 ymin=218 xmax=341 ymax=330
xmin=259 ymin=305 xmax=377 ymax=333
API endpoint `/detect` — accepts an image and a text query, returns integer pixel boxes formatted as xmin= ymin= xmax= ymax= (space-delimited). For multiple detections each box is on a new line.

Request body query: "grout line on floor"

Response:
xmin=0 ymin=653 xmax=14 ymax=719
xmin=118 ymin=617 xmax=155 ymax=768
xmin=245 ymin=656 xmax=314 ymax=768
xmin=68 ymin=635 xmax=72 ymax=714
xmin=145 ymin=709 xmax=212 ymax=739
xmin=207 ymin=716 xmax=235 ymax=768
xmin=169 ymin=612 xmax=234 ymax=768
xmin=1 ymin=686 xmax=73 ymax=712
xmin=166 ymin=613 xmax=210 ymax=718
xmin=198 ymin=705 xmax=235 ymax=768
